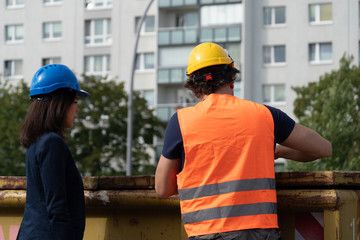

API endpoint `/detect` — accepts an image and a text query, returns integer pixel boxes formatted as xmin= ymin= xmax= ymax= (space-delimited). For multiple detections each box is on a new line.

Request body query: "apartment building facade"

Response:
xmin=1 ymin=0 xmax=359 ymax=166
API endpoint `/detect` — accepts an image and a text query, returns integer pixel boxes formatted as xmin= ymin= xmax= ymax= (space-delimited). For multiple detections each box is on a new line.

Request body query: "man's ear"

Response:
xmin=230 ymin=82 xmax=234 ymax=89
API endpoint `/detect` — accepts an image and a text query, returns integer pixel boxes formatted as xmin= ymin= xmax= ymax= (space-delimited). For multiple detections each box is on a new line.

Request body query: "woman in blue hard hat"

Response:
xmin=17 ymin=64 xmax=89 ymax=240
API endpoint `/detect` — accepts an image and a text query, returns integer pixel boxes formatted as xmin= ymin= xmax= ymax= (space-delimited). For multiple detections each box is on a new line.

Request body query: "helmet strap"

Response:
xmin=194 ymin=65 xmax=230 ymax=83
xmin=30 ymin=96 xmax=51 ymax=102
xmin=30 ymin=92 xmax=56 ymax=101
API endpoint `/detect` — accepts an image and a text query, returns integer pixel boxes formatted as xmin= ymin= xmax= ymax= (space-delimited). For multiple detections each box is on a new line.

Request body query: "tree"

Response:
xmin=67 ymin=76 xmax=165 ymax=176
xmin=287 ymin=55 xmax=360 ymax=171
xmin=0 ymin=80 xmax=29 ymax=176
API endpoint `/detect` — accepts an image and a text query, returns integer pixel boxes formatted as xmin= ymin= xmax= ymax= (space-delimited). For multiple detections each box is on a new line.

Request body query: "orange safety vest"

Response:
xmin=177 ymin=94 xmax=278 ymax=237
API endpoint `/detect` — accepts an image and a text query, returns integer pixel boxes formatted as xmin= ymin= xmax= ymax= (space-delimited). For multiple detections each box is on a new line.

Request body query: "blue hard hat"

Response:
xmin=29 ymin=64 xmax=90 ymax=97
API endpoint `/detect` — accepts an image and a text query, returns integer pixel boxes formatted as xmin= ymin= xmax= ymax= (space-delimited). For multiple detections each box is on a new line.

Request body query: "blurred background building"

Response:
xmin=1 ymin=0 xmax=359 ymax=169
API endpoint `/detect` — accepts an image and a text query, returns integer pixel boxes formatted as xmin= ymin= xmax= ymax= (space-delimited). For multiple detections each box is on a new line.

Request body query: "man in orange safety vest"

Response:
xmin=155 ymin=42 xmax=332 ymax=240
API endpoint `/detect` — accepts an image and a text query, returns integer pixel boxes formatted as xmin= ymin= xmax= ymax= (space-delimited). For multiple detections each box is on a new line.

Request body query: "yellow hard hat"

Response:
xmin=186 ymin=42 xmax=234 ymax=76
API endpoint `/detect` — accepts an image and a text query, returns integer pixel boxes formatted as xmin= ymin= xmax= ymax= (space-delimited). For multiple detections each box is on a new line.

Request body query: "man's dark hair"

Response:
xmin=20 ymin=88 xmax=77 ymax=148
xmin=184 ymin=64 xmax=240 ymax=97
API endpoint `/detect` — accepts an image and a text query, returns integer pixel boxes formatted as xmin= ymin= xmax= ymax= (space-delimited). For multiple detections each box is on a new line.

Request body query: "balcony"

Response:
xmin=158 ymin=27 xmax=197 ymax=46
xmin=158 ymin=24 xmax=241 ymax=46
xmin=157 ymin=102 xmax=196 ymax=122
xmin=158 ymin=0 xmax=197 ymax=8
xmin=157 ymin=68 xmax=187 ymax=84
xmin=158 ymin=0 xmax=242 ymax=7
xmin=200 ymin=25 xmax=241 ymax=43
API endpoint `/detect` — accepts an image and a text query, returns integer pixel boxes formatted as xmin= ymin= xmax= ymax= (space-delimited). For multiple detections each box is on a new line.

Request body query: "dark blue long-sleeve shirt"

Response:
xmin=17 ymin=132 xmax=85 ymax=240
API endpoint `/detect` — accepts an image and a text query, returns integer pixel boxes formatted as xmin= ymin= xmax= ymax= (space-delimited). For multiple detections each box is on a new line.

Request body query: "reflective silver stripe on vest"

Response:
xmin=178 ymin=178 xmax=275 ymax=201
xmin=182 ymin=202 xmax=277 ymax=224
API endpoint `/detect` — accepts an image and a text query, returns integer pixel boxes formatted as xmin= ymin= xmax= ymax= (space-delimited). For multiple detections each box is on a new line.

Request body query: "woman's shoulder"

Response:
xmin=33 ymin=132 xmax=67 ymax=151
xmin=27 ymin=132 xmax=69 ymax=160
xmin=38 ymin=132 xmax=64 ymax=143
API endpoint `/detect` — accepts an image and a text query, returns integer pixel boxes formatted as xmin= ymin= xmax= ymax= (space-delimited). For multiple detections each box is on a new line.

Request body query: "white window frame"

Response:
xmin=309 ymin=42 xmax=332 ymax=64
xmin=135 ymin=53 xmax=155 ymax=72
xmin=85 ymin=19 xmax=112 ymax=46
xmin=84 ymin=55 xmax=111 ymax=77
xmin=263 ymin=6 xmax=286 ymax=27
xmin=42 ymin=57 xmax=61 ymax=66
xmin=6 ymin=0 xmax=24 ymax=9
xmin=309 ymin=3 xmax=332 ymax=25
xmin=85 ymin=0 xmax=112 ymax=10
xmin=43 ymin=0 xmax=62 ymax=6
xmin=262 ymin=84 xmax=286 ymax=105
xmin=4 ymin=60 xmax=23 ymax=79
xmin=263 ymin=45 xmax=286 ymax=66
xmin=43 ymin=21 xmax=62 ymax=41
xmin=5 ymin=24 xmax=24 ymax=44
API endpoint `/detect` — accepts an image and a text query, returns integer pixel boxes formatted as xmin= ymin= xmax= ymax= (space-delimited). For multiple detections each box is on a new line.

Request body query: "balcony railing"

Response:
xmin=157 ymin=68 xmax=187 ymax=84
xmin=158 ymin=0 xmax=242 ymax=8
xmin=158 ymin=0 xmax=197 ymax=8
xmin=158 ymin=27 xmax=198 ymax=45
xmin=200 ymin=25 xmax=241 ymax=43
xmin=158 ymin=25 xmax=241 ymax=46
xmin=156 ymin=103 xmax=196 ymax=122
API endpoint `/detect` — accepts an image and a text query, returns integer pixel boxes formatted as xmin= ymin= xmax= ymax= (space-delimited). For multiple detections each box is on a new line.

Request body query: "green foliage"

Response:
xmin=0 ymin=80 xmax=29 ymax=176
xmin=287 ymin=55 xmax=360 ymax=171
xmin=67 ymin=76 xmax=165 ymax=176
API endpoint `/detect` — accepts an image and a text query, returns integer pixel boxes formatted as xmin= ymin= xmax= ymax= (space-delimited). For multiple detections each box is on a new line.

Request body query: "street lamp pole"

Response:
xmin=126 ymin=0 xmax=154 ymax=176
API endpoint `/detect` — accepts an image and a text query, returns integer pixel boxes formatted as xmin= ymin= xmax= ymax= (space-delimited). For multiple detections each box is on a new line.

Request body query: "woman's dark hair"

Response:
xmin=184 ymin=64 xmax=240 ymax=97
xmin=20 ymin=88 xmax=77 ymax=148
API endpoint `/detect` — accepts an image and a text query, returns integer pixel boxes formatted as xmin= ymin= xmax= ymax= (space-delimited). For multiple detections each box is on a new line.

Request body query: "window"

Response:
xmin=6 ymin=0 xmax=24 ymax=8
xmin=43 ymin=22 xmax=62 ymax=40
xmin=4 ymin=60 xmax=23 ymax=79
xmin=309 ymin=42 xmax=332 ymax=63
xmin=309 ymin=3 xmax=332 ymax=24
xmin=5 ymin=24 xmax=24 ymax=43
xmin=135 ymin=16 xmax=155 ymax=34
xmin=84 ymin=55 xmax=111 ymax=77
xmin=85 ymin=19 xmax=112 ymax=46
xmin=201 ymin=4 xmax=242 ymax=26
xmin=85 ymin=0 xmax=112 ymax=9
xmin=157 ymin=107 xmax=176 ymax=122
xmin=263 ymin=6 xmax=286 ymax=26
xmin=158 ymin=46 xmax=193 ymax=67
xmin=142 ymin=90 xmax=154 ymax=108
xmin=176 ymin=12 xmax=198 ymax=27
xmin=136 ymin=53 xmax=155 ymax=71
xmin=224 ymin=43 xmax=241 ymax=63
xmin=42 ymin=57 xmax=61 ymax=66
xmin=234 ymin=81 xmax=241 ymax=98
xmin=43 ymin=0 xmax=62 ymax=5
xmin=263 ymin=45 xmax=286 ymax=65
xmin=263 ymin=84 xmax=286 ymax=104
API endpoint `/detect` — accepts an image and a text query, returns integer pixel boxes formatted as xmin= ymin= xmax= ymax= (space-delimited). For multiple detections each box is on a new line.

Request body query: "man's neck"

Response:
xmin=200 ymin=84 xmax=234 ymax=101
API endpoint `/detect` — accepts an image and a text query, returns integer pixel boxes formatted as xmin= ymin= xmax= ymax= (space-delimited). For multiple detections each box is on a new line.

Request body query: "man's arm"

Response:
xmin=155 ymin=155 xmax=181 ymax=199
xmin=275 ymin=123 xmax=332 ymax=162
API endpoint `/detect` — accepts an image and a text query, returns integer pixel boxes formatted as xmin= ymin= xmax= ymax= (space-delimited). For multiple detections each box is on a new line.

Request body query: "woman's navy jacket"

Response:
xmin=17 ymin=132 xmax=85 ymax=240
